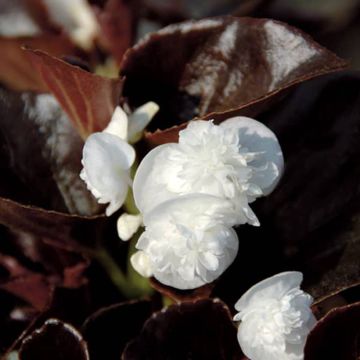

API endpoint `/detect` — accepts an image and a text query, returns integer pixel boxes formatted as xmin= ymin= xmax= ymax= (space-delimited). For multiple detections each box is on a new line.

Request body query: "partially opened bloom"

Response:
xmin=80 ymin=132 xmax=135 ymax=216
xmin=133 ymin=117 xmax=283 ymax=225
xmin=233 ymin=272 xmax=316 ymax=360
xmin=131 ymin=194 xmax=239 ymax=289
xmin=80 ymin=103 xmax=158 ymax=216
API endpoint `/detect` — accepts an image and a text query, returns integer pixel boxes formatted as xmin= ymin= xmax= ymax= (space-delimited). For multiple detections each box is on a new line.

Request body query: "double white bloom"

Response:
xmin=131 ymin=117 xmax=284 ymax=289
xmin=234 ymin=272 xmax=316 ymax=360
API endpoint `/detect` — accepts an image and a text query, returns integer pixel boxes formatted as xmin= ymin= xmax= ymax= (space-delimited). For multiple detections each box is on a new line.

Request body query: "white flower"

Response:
xmin=133 ymin=117 xmax=283 ymax=225
xmin=131 ymin=194 xmax=239 ymax=290
xmin=233 ymin=272 xmax=317 ymax=360
xmin=80 ymin=103 xmax=158 ymax=216
xmin=80 ymin=132 xmax=135 ymax=216
xmin=42 ymin=0 xmax=99 ymax=49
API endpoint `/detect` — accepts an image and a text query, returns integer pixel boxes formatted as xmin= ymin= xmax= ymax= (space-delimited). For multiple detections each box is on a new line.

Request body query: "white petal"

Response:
xmin=142 ymin=193 xmax=239 ymax=229
xmin=221 ymin=116 xmax=284 ymax=195
xmin=133 ymin=143 xmax=177 ymax=215
xmin=128 ymin=102 xmax=159 ymax=144
xmin=117 ymin=213 xmax=143 ymax=241
xmin=235 ymin=271 xmax=303 ymax=312
xmin=81 ymin=132 xmax=135 ymax=216
xmin=103 ymin=106 xmax=129 ymax=141
xmin=130 ymin=251 xmax=153 ymax=278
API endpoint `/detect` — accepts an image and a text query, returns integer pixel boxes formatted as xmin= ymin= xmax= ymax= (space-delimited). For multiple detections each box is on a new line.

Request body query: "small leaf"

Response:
xmin=19 ymin=318 xmax=90 ymax=360
xmin=26 ymin=49 xmax=123 ymax=138
xmin=123 ymin=298 xmax=243 ymax=359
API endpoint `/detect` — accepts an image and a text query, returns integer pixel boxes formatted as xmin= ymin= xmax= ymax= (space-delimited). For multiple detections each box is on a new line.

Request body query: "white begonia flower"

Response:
xmin=42 ymin=0 xmax=99 ymax=50
xmin=131 ymin=194 xmax=239 ymax=290
xmin=133 ymin=117 xmax=283 ymax=225
xmin=80 ymin=103 xmax=158 ymax=217
xmin=80 ymin=132 xmax=135 ymax=216
xmin=233 ymin=272 xmax=317 ymax=360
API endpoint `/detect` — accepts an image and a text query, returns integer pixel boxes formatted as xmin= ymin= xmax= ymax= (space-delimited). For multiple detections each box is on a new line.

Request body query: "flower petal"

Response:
xmin=133 ymin=143 xmax=177 ymax=215
xmin=130 ymin=251 xmax=153 ymax=278
xmin=220 ymin=116 xmax=284 ymax=195
xmin=103 ymin=106 xmax=129 ymax=141
xmin=128 ymin=102 xmax=159 ymax=144
xmin=234 ymin=271 xmax=303 ymax=313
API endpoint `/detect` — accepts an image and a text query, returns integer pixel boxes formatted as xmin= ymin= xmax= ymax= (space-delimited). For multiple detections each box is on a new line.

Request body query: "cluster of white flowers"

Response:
xmin=234 ymin=272 xmax=316 ymax=360
xmin=131 ymin=117 xmax=284 ymax=289
xmin=80 ymin=105 xmax=316 ymax=360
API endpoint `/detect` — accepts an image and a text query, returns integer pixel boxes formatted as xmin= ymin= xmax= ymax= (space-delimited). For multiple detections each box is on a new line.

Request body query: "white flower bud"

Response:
xmin=234 ymin=272 xmax=316 ymax=360
xmin=117 ymin=213 xmax=143 ymax=241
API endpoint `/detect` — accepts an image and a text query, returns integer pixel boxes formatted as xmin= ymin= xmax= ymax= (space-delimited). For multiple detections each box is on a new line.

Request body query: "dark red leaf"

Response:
xmin=0 ymin=289 xmax=40 ymax=355
xmin=0 ymin=86 xmax=109 ymax=251
xmin=312 ymin=283 xmax=360 ymax=319
xmin=0 ymin=197 xmax=106 ymax=252
xmin=19 ymin=318 xmax=90 ymax=360
xmin=0 ymin=35 xmax=79 ymax=91
xmin=304 ymin=302 xmax=360 ymax=360
xmin=120 ymin=16 xmax=346 ymax=146
xmin=0 ymin=87 xmax=100 ymax=214
xmin=26 ymin=49 xmax=123 ymax=138
xmin=0 ymin=274 xmax=53 ymax=311
xmin=123 ymin=298 xmax=243 ymax=360
xmin=82 ymin=300 xmax=154 ymax=360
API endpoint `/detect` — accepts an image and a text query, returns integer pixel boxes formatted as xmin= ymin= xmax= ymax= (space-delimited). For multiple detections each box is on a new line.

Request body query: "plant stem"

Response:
xmin=94 ymin=247 xmax=139 ymax=299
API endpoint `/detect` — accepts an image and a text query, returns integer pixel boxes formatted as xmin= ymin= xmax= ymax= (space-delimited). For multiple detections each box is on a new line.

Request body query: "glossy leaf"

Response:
xmin=120 ymin=16 xmax=347 ymax=146
xmin=123 ymin=299 xmax=243 ymax=360
xmin=19 ymin=318 xmax=90 ymax=360
xmin=304 ymin=302 xmax=360 ymax=360
xmin=0 ymin=88 xmax=106 ymax=250
xmin=312 ymin=283 xmax=360 ymax=319
xmin=26 ymin=49 xmax=123 ymax=138
xmin=82 ymin=300 xmax=154 ymax=360
xmin=0 ymin=35 xmax=78 ymax=91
